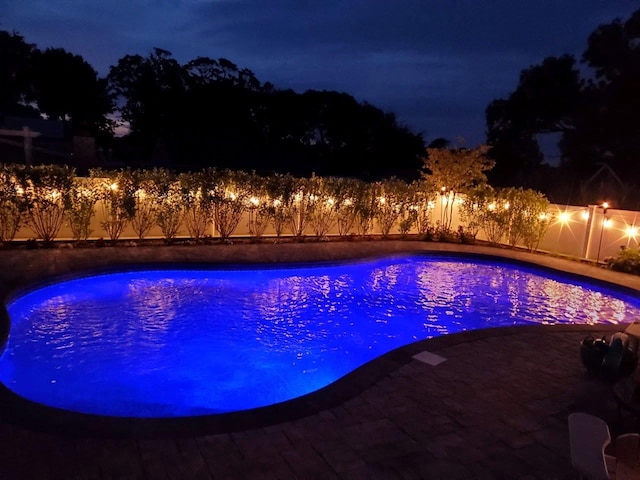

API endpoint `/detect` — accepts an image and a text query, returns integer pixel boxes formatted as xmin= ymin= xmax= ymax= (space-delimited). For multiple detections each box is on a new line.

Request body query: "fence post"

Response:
xmin=582 ymin=205 xmax=596 ymax=261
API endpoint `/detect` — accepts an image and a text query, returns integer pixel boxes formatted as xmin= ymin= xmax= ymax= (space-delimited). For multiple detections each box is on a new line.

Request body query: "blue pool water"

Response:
xmin=1 ymin=254 xmax=639 ymax=417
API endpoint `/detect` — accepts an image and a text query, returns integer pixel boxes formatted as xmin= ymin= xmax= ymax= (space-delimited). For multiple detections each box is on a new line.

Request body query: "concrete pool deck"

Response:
xmin=0 ymin=240 xmax=639 ymax=478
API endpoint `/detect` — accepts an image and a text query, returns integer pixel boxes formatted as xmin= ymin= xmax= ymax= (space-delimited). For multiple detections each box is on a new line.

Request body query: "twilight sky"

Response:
xmin=0 ymin=1 xmax=638 ymax=145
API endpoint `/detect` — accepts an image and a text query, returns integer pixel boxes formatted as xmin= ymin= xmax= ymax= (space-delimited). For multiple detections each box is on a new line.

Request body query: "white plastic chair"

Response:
xmin=568 ymin=412 xmax=616 ymax=480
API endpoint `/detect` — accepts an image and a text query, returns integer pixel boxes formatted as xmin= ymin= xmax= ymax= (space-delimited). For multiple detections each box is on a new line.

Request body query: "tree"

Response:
xmin=0 ymin=30 xmax=37 ymax=117
xmin=486 ymin=55 xmax=581 ymax=189
xmin=32 ymin=48 xmax=113 ymax=135
xmin=560 ymin=9 xmax=640 ymax=198
xmin=108 ymin=48 xmax=187 ymax=158
xmin=485 ymin=8 xmax=640 ymax=208
xmin=256 ymin=89 xmax=425 ymax=179
xmin=422 ymin=146 xmax=494 ymax=231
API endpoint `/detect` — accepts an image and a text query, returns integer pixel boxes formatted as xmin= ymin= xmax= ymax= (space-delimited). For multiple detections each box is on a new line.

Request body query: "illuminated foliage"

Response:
xmin=423 ymin=146 xmax=494 ymax=232
xmin=179 ymin=171 xmax=212 ymax=241
xmin=23 ymin=164 xmax=74 ymax=244
xmin=245 ymin=172 xmax=271 ymax=240
xmin=0 ymin=164 xmax=554 ymax=250
xmin=332 ymin=177 xmax=359 ymax=237
xmin=65 ymin=177 xmax=99 ymax=241
xmin=150 ymin=169 xmax=183 ymax=242
xmin=501 ymin=188 xmax=550 ymax=250
xmin=375 ymin=178 xmax=407 ymax=237
xmin=264 ymin=173 xmax=295 ymax=240
xmin=459 ymin=185 xmax=495 ymax=239
xmin=130 ymin=169 xmax=159 ymax=240
xmin=412 ymin=180 xmax=437 ymax=236
xmin=308 ymin=176 xmax=339 ymax=239
xmin=285 ymin=176 xmax=314 ymax=240
xmin=90 ymin=168 xmax=135 ymax=241
xmin=208 ymin=169 xmax=248 ymax=241
xmin=0 ymin=164 xmax=29 ymax=243
xmin=352 ymin=180 xmax=379 ymax=236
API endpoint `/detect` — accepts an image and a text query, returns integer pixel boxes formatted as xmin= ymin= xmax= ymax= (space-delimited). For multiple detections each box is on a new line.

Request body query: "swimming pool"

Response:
xmin=1 ymin=253 xmax=638 ymax=418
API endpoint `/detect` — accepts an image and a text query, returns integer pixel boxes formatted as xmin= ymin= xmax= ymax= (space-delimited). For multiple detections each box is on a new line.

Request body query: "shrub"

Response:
xmin=501 ymin=188 xmax=550 ymax=250
xmin=285 ymin=176 xmax=312 ymax=240
xmin=65 ymin=177 xmax=98 ymax=241
xmin=375 ymin=178 xmax=406 ymax=237
xmin=91 ymin=168 xmax=136 ymax=242
xmin=151 ymin=169 xmax=183 ymax=242
xmin=308 ymin=176 xmax=338 ymax=239
xmin=333 ymin=177 xmax=358 ymax=237
xmin=24 ymin=164 xmax=75 ymax=244
xmin=264 ymin=174 xmax=291 ymax=240
xmin=245 ymin=172 xmax=270 ymax=240
xmin=131 ymin=169 xmax=159 ymax=240
xmin=410 ymin=180 xmax=436 ymax=237
xmin=606 ymin=247 xmax=640 ymax=275
xmin=0 ymin=164 xmax=29 ymax=243
xmin=179 ymin=171 xmax=212 ymax=241
xmin=353 ymin=180 xmax=378 ymax=236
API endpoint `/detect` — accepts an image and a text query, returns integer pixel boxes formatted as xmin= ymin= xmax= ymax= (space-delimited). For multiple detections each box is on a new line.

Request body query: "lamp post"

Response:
xmin=596 ymin=202 xmax=609 ymax=264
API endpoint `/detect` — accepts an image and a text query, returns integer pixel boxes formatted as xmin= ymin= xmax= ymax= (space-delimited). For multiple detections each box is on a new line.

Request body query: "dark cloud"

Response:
xmin=1 ymin=0 xmax=638 ymax=145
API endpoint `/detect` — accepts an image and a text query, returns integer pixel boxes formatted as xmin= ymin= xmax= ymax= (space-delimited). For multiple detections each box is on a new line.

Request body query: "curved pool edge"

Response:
xmin=1 ymin=240 xmax=639 ymax=437
xmin=2 ymin=241 xmax=640 ymax=301
xmin=0 ymin=323 xmax=623 ymax=439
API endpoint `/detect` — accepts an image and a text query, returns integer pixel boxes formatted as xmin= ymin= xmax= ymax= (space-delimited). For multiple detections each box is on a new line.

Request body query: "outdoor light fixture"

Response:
xmin=625 ymin=226 xmax=638 ymax=238
xmin=558 ymin=211 xmax=571 ymax=223
xmin=581 ymin=210 xmax=590 ymax=221
xmin=596 ymin=201 xmax=610 ymax=264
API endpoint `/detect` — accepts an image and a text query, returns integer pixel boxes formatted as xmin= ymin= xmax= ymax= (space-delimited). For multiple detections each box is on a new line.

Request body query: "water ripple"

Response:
xmin=1 ymin=254 xmax=639 ymax=417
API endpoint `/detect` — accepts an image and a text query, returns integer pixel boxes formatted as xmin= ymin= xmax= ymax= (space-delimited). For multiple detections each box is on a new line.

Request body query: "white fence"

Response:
xmin=10 ymin=196 xmax=639 ymax=264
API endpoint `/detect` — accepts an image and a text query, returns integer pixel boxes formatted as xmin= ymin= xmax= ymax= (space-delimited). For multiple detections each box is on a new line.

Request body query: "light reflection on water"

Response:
xmin=1 ymin=254 xmax=639 ymax=418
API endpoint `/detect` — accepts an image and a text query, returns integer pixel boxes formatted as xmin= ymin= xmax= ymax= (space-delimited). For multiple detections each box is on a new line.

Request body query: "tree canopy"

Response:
xmin=107 ymin=49 xmax=425 ymax=179
xmin=0 ymin=32 xmax=113 ymax=136
xmin=0 ymin=32 xmax=426 ymax=180
xmin=486 ymin=8 xmax=640 ymax=208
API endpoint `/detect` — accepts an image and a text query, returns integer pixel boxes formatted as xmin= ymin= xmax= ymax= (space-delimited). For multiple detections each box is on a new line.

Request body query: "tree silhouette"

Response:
xmin=0 ymin=31 xmax=37 ymax=118
xmin=2 ymin=29 xmax=429 ymax=178
xmin=561 ymin=9 xmax=640 ymax=194
xmin=485 ymin=8 xmax=640 ymax=207
xmin=108 ymin=48 xmax=187 ymax=159
xmin=486 ymin=55 xmax=580 ymax=189
xmin=33 ymin=48 xmax=113 ymax=135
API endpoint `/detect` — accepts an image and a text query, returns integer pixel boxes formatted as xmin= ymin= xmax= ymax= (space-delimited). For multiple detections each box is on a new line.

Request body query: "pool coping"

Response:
xmin=0 ymin=240 xmax=638 ymax=438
